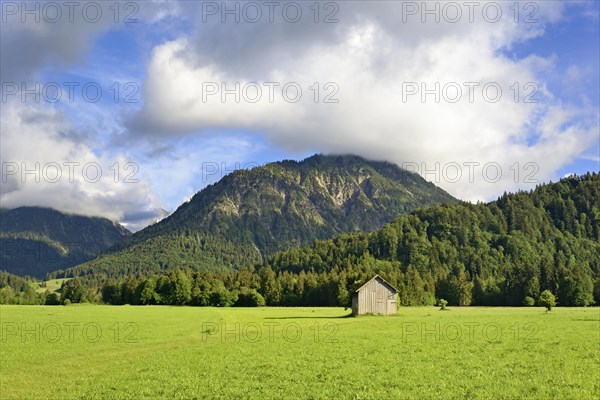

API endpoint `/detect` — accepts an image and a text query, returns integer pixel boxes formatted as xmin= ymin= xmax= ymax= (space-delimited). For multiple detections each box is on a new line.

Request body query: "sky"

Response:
xmin=1 ymin=0 xmax=598 ymax=231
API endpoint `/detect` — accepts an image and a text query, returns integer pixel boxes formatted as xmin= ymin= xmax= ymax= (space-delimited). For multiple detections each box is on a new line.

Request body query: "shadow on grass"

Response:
xmin=264 ymin=313 xmax=354 ymax=320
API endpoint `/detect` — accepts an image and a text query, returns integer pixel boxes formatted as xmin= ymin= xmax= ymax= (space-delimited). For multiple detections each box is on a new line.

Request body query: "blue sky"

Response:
xmin=1 ymin=1 xmax=598 ymax=230
xmin=501 ymin=1 xmax=599 ymax=178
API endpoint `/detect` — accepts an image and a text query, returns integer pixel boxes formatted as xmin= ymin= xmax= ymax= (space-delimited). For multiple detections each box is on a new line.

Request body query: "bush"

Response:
xmin=538 ymin=290 xmax=556 ymax=312
xmin=210 ymin=288 xmax=237 ymax=307
xmin=437 ymin=298 xmax=448 ymax=310
xmin=254 ymin=291 xmax=266 ymax=306
xmin=235 ymin=289 xmax=266 ymax=307
xmin=45 ymin=292 xmax=61 ymax=305
xmin=523 ymin=296 xmax=535 ymax=307
xmin=62 ymin=299 xmax=71 ymax=306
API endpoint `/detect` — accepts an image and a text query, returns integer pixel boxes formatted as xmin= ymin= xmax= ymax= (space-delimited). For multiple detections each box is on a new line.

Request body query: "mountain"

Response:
xmin=151 ymin=208 xmax=172 ymax=225
xmin=57 ymin=154 xmax=457 ymax=279
xmin=0 ymin=207 xmax=131 ymax=278
xmin=92 ymin=172 xmax=599 ymax=308
xmin=10 ymin=173 xmax=599 ymax=308
xmin=259 ymin=172 xmax=599 ymax=307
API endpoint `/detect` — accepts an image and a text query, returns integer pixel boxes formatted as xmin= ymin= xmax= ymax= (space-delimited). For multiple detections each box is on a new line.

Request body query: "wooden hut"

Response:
xmin=351 ymin=275 xmax=398 ymax=315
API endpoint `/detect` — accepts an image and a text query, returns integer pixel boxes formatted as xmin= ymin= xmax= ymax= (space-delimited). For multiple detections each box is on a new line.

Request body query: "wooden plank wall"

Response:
xmin=356 ymin=277 xmax=397 ymax=315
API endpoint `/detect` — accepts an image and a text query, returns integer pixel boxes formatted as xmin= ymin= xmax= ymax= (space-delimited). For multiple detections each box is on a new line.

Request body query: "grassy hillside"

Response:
xmin=35 ymin=278 xmax=72 ymax=294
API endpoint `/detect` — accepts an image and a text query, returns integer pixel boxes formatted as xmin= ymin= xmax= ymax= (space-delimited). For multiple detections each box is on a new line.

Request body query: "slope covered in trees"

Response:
xmin=263 ymin=173 xmax=600 ymax=306
xmin=0 ymin=271 xmax=47 ymax=304
xmin=81 ymin=173 xmax=599 ymax=308
xmin=55 ymin=154 xmax=456 ymax=279
xmin=0 ymin=207 xmax=131 ymax=277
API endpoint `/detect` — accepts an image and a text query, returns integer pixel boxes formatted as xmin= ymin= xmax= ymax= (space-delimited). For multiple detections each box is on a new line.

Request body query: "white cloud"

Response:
xmin=132 ymin=133 xmax=268 ymax=210
xmin=1 ymin=0 xmax=597 ymax=229
xmin=0 ymin=1 xmax=181 ymax=82
xmin=0 ymin=1 xmax=184 ymax=229
xmin=0 ymin=102 xmax=162 ymax=231
xmin=128 ymin=1 xmax=597 ymax=201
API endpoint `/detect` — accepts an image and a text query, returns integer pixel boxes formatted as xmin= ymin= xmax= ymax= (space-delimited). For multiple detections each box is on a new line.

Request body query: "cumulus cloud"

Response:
xmin=1 ymin=1 xmax=597 ymax=229
xmin=0 ymin=102 xmax=164 ymax=231
xmin=0 ymin=1 xmax=182 ymax=229
xmin=127 ymin=1 xmax=597 ymax=201
xmin=0 ymin=1 xmax=180 ymax=82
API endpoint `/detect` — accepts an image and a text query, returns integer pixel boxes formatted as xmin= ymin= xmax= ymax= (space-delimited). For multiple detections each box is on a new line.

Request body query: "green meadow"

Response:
xmin=35 ymin=278 xmax=72 ymax=294
xmin=1 ymin=306 xmax=598 ymax=399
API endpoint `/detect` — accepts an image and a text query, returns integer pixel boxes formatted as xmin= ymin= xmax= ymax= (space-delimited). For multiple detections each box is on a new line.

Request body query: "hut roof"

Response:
xmin=354 ymin=274 xmax=398 ymax=293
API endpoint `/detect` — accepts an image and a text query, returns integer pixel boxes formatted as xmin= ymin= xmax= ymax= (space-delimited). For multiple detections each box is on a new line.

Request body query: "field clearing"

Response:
xmin=35 ymin=278 xmax=71 ymax=294
xmin=0 ymin=305 xmax=598 ymax=399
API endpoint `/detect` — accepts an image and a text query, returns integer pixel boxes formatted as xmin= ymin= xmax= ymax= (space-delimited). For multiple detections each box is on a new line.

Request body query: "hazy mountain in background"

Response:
xmin=0 ymin=207 xmax=130 ymax=277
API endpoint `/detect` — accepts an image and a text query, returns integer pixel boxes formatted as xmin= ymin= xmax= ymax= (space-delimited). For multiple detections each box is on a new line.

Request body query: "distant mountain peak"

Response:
xmin=62 ymin=153 xmax=458 ymax=279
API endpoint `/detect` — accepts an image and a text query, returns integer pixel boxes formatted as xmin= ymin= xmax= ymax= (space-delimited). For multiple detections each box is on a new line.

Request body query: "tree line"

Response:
xmin=3 ymin=173 xmax=599 ymax=307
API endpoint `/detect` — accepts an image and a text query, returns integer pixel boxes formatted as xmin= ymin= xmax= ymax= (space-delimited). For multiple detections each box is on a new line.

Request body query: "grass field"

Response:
xmin=1 ymin=305 xmax=598 ymax=399
xmin=35 ymin=278 xmax=71 ymax=294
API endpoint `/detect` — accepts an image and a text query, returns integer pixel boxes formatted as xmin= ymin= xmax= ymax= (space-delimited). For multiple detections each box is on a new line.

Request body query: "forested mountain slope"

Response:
xmin=0 ymin=207 xmax=130 ymax=277
xmin=262 ymin=172 xmax=600 ymax=306
xmin=56 ymin=154 xmax=456 ymax=279
xmin=56 ymin=173 xmax=599 ymax=309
